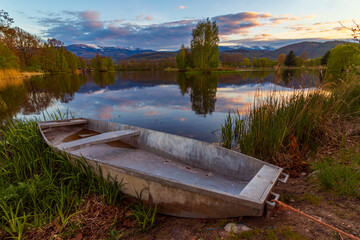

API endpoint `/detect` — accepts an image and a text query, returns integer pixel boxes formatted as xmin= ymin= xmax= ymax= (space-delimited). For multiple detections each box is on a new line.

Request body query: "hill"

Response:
xmin=65 ymin=44 xmax=155 ymax=61
xmin=125 ymin=52 xmax=177 ymax=60
xmin=222 ymin=41 xmax=345 ymax=59
xmin=66 ymin=41 xmax=345 ymax=61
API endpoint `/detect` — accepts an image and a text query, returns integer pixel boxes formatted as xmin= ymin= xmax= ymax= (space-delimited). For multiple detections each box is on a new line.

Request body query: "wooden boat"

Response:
xmin=38 ymin=118 xmax=288 ymax=218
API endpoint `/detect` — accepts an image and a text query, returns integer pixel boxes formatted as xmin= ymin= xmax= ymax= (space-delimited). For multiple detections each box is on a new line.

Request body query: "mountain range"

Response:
xmin=66 ymin=41 xmax=345 ymax=61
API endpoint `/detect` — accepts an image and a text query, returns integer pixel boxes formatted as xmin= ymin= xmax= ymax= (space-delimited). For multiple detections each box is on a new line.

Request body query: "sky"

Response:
xmin=2 ymin=0 xmax=360 ymax=50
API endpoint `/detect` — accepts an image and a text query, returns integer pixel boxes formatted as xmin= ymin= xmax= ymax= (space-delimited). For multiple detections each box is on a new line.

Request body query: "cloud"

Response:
xmin=34 ymin=10 xmax=351 ymax=50
xmin=137 ymin=15 xmax=153 ymax=21
xmin=177 ymin=5 xmax=187 ymax=9
xmin=286 ymin=24 xmax=314 ymax=32
xmin=269 ymin=16 xmax=299 ymax=25
xmin=98 ymin=106 xmax=113 ymax=120
xmin=38 ymin=11 xmax=197 ymax=49
xmin=212 ymin=12 xmax=271 ymax=35
xmin=144 ymin=110 xmax=158 ymax=116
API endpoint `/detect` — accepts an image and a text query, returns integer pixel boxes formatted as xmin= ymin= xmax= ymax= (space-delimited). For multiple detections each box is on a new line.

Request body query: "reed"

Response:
xmin=221 ymin=77 xmax=360 ymax=164
xmin=0 ymin=69 xmax=21 ymax=80
xmin=0 ymin=115 xmax=125 ymax=238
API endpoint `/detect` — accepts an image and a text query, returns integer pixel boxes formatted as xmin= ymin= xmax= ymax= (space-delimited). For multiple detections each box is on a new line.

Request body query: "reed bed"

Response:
xmin=0 ymin=69 xmax=22 ymax=80
xmin=221 ymin=78 xmax=360 ymax=166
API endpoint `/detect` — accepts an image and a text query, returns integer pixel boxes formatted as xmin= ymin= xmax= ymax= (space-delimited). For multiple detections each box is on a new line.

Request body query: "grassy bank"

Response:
xmin=221 ymin=77 xmax=360 ymax=171
xmin=0 ymin=115 xmax=156 ymax=239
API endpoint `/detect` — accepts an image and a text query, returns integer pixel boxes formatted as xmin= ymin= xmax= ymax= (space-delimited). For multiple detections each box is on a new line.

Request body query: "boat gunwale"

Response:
xmin=37 ymin=119 xmax=283 ymax=210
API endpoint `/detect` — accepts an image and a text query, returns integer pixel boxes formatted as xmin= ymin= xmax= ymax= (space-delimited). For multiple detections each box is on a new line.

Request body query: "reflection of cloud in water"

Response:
xmin=11 ymin=71 xmax=321 ymax=143
xmin=85 ymin=89 xmax=106 ymax=95
xmin=174 ymin=117 xmax=186 ymax=122
xmin=117 ymin=100 xmax=138 ymax=110
xmin=98 ymin=106 xmax=114 ymax=120
xmin=144 ymin=110 xmax=158 ymax=116
xmin=215 ymin=84 xmax=316 ymax=114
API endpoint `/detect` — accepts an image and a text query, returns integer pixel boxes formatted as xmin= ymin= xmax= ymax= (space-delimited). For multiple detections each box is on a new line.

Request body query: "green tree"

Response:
xmin=320 ymin=50 xmax=330 ymax=65
xmin=251 ymin=57 xmax=258 ymax=67
xmin=284 ymin=50 xmax=297 ymax=66
xmin=277 ymin=54 xmax=286 ymax=66
xmin=176 ymin=44 xmax=188 ymax=71
xmin=190 ymin=18 xmax=219 ymax=70
xmin=106 ymin=57 xmax=114 ymax=71
xmin=257 ymin=58 xmax=270 ymax=68
xmin=0 ymin=42 xmax=19 ymax=69
xmin=295 ymin=56 xmax=304 ymax=67
xmin=326 ymin=44 xmax=360 ymax=81
xmin=242 ymin=58 xmax=251 ymax=68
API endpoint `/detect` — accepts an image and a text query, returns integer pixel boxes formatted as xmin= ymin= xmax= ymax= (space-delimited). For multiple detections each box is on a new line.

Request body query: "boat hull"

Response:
xmin=80 ymin=157 xmax=264 ymax=218
xmin=38 ymin=118 xmax=284 ymax=218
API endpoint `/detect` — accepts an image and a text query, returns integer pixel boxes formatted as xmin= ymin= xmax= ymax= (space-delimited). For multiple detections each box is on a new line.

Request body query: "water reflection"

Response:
xmin=178 ymin=73 xmax=218 ymax=116
xmin=1 ymin=70 xmax=320 ymax=142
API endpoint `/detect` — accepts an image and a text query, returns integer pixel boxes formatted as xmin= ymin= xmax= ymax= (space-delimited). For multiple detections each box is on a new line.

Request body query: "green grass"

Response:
xmin=221 ymin=77 xmax=360 ymax=164
xmin=0 ymin=114 xmax=125 ymax=238
xmin=313 ymin=146 xmax=360 ymax=197
xmin=130 ymin=190 xmax=158 ymax=231
xmin=225 ymin=226 xmax=306 ymax=240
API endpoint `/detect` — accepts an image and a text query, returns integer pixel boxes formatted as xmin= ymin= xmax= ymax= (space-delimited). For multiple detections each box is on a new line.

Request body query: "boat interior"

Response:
xmin=39 ymin=119 xmax=280 ymax=201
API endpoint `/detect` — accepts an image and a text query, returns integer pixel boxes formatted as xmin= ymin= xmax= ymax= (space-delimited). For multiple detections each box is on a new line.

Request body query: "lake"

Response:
xmin=0 ymin=69 xmax=321 ymax=142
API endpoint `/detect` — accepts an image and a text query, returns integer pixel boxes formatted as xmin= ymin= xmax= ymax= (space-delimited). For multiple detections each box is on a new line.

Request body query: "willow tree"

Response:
xmin=326 ymin=43 xmax=360 ymax=81
xmin=190 ymin=18 xmax=219 ymax=70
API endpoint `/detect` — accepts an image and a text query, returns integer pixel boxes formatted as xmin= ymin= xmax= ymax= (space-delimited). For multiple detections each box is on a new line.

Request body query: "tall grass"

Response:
xmin=222 ymin=78 xmax=360 ymax=163
xmin=0 ymin=115 xmax=125 ymax=238
xmin=0 ymin=69 xmax=21 ymax=80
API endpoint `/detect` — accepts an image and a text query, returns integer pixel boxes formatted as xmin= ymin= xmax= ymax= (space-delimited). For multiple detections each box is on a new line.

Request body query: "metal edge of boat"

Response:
xmin=37 ymin=118 xmax=288 ymax=218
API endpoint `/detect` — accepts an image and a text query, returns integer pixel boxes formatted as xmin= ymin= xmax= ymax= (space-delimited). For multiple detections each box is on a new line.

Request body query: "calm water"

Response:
xmin=1 ymin=70 xmax=320 ymax=142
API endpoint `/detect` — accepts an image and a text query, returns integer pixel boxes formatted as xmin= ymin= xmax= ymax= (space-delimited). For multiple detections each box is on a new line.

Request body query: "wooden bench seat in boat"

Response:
xmin=57 ymin=130 xmax=140 ymax=151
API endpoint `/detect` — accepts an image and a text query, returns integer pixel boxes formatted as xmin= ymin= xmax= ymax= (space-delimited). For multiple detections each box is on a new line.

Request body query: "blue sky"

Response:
xmin=3 ymin=0 xmax=360 ymax=50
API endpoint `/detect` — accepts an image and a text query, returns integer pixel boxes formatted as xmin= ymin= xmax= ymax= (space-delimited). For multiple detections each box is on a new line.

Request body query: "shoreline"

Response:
xmin=21 ymin=72 xmax=44 ymax=78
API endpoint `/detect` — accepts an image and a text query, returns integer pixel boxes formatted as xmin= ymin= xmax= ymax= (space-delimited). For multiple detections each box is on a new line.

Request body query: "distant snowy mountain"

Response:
xmin=218 ymin=45 xmax=275 ymax=51
xmin=66 ymin=41 xmax=344 ymax=61
xmin=66 ymin=44 xmax=155 ymax=60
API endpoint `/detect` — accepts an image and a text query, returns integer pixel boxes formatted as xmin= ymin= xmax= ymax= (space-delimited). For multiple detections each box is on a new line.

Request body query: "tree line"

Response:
xmin=0 ymin=10 xmax=116 ymax=73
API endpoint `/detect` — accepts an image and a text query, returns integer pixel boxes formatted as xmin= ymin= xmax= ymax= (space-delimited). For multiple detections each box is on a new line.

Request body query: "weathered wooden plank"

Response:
xmin=39 ymin=119 xmax=88 ymax=129
xmin=57 ymin=130 xmax=140 ymax=151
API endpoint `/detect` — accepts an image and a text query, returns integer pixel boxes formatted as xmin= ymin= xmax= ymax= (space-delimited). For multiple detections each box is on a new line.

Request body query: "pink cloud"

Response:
xmin=98 ymin=106 xmax=113 ymax=120
xmin=137 ymin=15 xmax=153 ymax=21
xmin=144 ymin=110 xmax=158 ymax=116
xmin=178 ymin=5 xmax=187 ymax=9
xmin=80 ymin=11 xmax=103 ymax=29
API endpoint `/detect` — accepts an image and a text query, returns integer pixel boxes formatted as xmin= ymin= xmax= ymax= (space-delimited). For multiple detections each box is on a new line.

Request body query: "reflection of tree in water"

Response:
xmin=91 ymin=72 xmax=115 ymax=87
xmin=117 ymin=71 xmax=177 ymax=83
xmin=213 ymin=71 xmax=273 ymax=84
xmin=281 ymin=69 xmax=296 ymax=84
xmin=0 ymin=74 xmax=87 ymax=120
xmin=177 ymin=73 xmax=218 ymax=116
xmin=0 ymin=84 xmax=27 ymax=120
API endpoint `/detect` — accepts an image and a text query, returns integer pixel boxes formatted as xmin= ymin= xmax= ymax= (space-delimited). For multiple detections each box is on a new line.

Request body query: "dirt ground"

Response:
xmin=27 ymin=171 xmax=359 ymax=240
xmin=27 ymin=126 xmax=360 ymax=240
xmin=127 ymin=174 xmax=360 ymax=240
